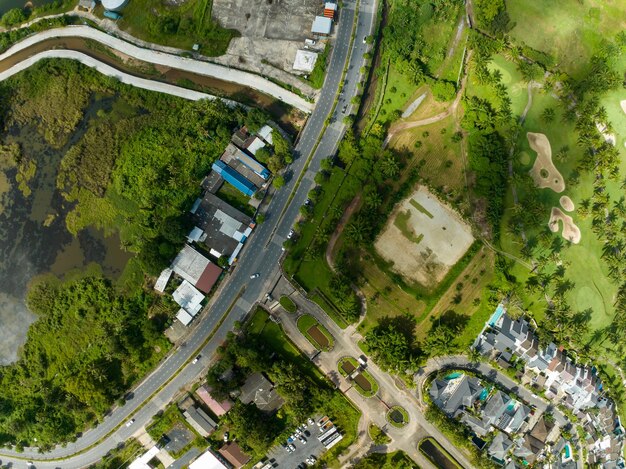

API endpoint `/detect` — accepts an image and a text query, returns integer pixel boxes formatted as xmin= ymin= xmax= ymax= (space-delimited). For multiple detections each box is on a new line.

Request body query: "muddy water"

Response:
xmin=0 ymin=95 xmax=132 ymax=365
xmin=0 ymin=0 xmax=55 ymax=16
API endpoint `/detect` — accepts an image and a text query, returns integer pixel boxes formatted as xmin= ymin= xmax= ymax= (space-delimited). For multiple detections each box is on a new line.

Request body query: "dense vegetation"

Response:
xmin=0 ymin=276 xmax=170 ymax=448
xmin=206 ymin=310 xmax=359 ymax=461
xmin=118 ymin=0 xmax=238 ymax=55
xmin=0 ymin=60 xmax=274 ymax=447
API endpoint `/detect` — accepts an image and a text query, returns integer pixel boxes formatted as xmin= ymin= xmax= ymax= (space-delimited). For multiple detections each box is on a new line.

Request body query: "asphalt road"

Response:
xmin=0 ymin=0 xmax=376 ymax=467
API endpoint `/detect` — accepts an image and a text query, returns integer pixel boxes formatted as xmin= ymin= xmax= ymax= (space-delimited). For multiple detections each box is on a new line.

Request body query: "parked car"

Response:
xmin=287 ymin=229 xmax=295 ymax=239
xmin=342 ymin=104 xmax=348 ymax=114
xmin=307 ymin=418 xmax=315 ymax=426
xmin=288 ymin=444 xmax=296 ymax=452
xmin=298 ymin=435 xmax=307 ymax=444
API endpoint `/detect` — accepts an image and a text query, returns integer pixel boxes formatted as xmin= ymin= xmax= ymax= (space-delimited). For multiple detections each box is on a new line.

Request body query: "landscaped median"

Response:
xmin=296 ymin=314 xmax=334 ymax=352
xmin=279 ymin=295 xmax=297 ymax=313
xmin=337 ymin=357 xmax=379 ymax=398
xmin=386 ymin=405 xmax=409 ymax=428
xmin=418 ymin=437 xmax=462 ymax=469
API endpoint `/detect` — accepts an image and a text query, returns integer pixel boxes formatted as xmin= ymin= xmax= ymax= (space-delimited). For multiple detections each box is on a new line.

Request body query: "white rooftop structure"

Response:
xmin=102 ymin=0 xmax=128 ymax=11
xmin=172 ymin=244 xmax=210 ymax=286
xmin=176 ymin=308 xmax=194 ymax=326
xmin=173 ymin=280 xmax=205 ymax=316
xmin=311 ymin=16 xmax=332 ymax=35
xmin=246 ymin=136 xmax=266 ymax=155
xmin=214 ymin=210 xmax=247 ymax=242
xmin=154 ymin=268 xmax=173 ymax=293
xmin=258 ymin=125 xmax=274 ymax=145
xmin=189 ymin=451 xmax=229 ymax=469
xmin=187 ymin=226 xmax=207 ymax=243
xmin=325 ymin=2 xmax=337 ymax=11
xmin=293 ymin=49 xmax=319 ymax=72
xmin=129 ymin=446 xmax=159 ymax=469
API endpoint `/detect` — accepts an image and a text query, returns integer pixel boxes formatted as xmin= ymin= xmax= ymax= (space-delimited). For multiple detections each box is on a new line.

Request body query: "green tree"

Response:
xmin=273 ymin=175 xmax=285 ymax=189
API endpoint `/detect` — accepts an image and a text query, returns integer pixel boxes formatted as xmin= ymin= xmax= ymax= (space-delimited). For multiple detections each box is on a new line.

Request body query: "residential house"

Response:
xmin=196 ymin=385 xmax=233 ymax=418
xmin=488 ymin=432 xmax=513 ymax=463
xmin=239 ymin=372 xmax=284 ymax=413
xmin=219 ymin=442 xmax=251 ymax=468
xmin=429 ymin=374 xmax=484 ymax=417
xmin=183 ymin=406 xmax=217 ymax=437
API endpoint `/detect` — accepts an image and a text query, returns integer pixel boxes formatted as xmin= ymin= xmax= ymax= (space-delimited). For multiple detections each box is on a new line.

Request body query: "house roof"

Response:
xmin=530 ymin=416 xmax=553 ymax=442
xmin=173 ymin=280 xmax=205 ymax=316
xmin=189 ymin=451 xmax=229 ymax=469
xmin=196 ymin=385 xmax=233 ymax=417
xmin=460 ymin=412 xmax=491 ymax=437
xmin=429 ymin=375 xmax=483 ymax=416
xmin=488 ymin=432 xmax=513 ymax=461
xmin=257 ymin=125 xmax=274 ymax=145
xmin=239 ymin=372 xmax=284 ymax=412
xmin=311 ymin=16 xmax=332 ymax=34
xmin=183 ymin=406 xmax=217 ymax=437
xmin=483 ymin=391 xmax=511 ymax=423
xmin=171 ymin=244 xmax=222 ymax=293
xmin=218 ymin=442 xmax=251 ymax=468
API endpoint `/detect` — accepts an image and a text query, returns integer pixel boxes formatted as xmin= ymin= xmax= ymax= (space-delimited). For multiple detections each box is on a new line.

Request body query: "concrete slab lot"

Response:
xmin=212 ymin=0 xmax=324 ymax=73
xmin=213 ymin=0 xmax=318 ymax=41
xmin=374 ymin=186 xmax=474 ymax=287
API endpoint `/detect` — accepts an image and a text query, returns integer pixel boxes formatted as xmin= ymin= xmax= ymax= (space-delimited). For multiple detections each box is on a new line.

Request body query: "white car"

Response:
xmin=307 ymin=418 xmax=314 ymax=426
xmin=192 ymin=355 xmax=201 ymax=364
xmin=125 ymin=418 xmax=135 ymax=427
xmin=250 ymin=273 xmax=260 ymax=279
xmin=287 ymin=229 xmax=295 ymax=239
xmin=299 ymin=435 xmax=307 ymax=444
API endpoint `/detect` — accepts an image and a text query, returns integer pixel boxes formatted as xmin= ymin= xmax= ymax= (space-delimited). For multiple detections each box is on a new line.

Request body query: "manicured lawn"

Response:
xmin=506 ymin=0 xmax=625 ymax=78
xmin=297 ymin=314 xmax=334 ymax=351
xmin=486 ymin=54 xmax=528 ymax=117
xmin=306 ymin=44 xmax=330 ymax=89
xmin=216 ymin=182 xmax=255 ymax=217
xmin=279 ymin=295 xmax=297 ymax=313
xmin=117 ymin=0 xmax=237 ymax=55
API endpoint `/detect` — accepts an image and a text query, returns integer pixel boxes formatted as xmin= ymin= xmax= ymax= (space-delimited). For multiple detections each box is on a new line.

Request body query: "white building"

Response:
xmin=189 ymin=450 xmax=229 ymax=469
xmin=293 ymin=49 xmax=319 ymax=72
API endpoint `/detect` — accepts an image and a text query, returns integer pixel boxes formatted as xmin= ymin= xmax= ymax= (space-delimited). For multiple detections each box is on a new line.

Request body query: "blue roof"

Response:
xmin=236 ymin=150 xmax=270 ymax=179
xmin=212 ymin=161 xmax=256 ymax=196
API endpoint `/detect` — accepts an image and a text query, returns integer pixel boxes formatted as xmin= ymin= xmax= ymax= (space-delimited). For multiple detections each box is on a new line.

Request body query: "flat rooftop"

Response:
xmin=193 ymin=193 xmax=254 ymax=258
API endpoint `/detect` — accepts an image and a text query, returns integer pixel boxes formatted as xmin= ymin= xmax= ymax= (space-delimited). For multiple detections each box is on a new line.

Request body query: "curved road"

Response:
xmin=0 ymin=0 xmax=375 ymax=467
xmin=0 ymin=25 xmax=313 ymax=113
xmin=0 ymin=49 xmax=233 ymax=104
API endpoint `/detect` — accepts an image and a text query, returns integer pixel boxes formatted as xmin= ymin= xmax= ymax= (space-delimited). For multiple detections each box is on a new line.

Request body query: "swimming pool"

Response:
xmin=445 ymin=372 xmax=462 ymax=380
xmin=488 ymin=304 xmax=505 ymax=327
xmin=564 ymin=444 xmax=571 ymax=459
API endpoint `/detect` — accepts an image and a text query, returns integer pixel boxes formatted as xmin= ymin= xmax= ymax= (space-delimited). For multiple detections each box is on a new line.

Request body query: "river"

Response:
xmin=0 ymin=94 xmax=133 ymax=365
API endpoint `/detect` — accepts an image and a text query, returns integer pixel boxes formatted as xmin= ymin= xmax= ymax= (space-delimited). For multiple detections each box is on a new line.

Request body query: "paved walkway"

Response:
xmin=0 ymin=49 xmax=237 ymax=105
xmin=0 ymin=25 xmax=314 ymax=113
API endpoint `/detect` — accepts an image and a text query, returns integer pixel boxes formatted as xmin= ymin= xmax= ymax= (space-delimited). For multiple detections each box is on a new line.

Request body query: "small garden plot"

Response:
xmin=419 ymin=437 xmax=462 ymax=469
xmin=338 ymin=356 xmax=358 ymax=377
xmin=353 ymin=370 xmax=378 ymax=398
xmin=374 ymin=186 xmax=474 ymax=288
xmin=386 ymin=406 xmax=409 ymax=428
xmin=297 ymin=314 xmax=334 ymax=351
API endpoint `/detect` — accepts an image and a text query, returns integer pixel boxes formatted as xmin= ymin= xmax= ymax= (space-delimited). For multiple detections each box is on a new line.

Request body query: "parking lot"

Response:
xmin=266 ymin=419 xmax=329 ymax=468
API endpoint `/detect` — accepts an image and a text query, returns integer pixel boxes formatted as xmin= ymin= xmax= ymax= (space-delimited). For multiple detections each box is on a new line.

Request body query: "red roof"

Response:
xmin=196 ymin=262 xmax=222 ymax=293
xmin=219 ymin=442 xmax=250 ymax=468
xmin=196 ymin=385 xmax=233 ymax=417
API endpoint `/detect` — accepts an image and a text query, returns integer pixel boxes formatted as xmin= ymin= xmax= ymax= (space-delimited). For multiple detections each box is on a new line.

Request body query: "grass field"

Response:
xmin=389 ymin=116 xmax=467 ymax=199
xmin=216 ymin=182 xmax=255 ymax=217
xmin=506 ymin=0 xmax=625 ymax=79
xmin=117 ymin=0 xmax=237 ymax=55
xmin=279 ymin=295 xmax=297 ymax=313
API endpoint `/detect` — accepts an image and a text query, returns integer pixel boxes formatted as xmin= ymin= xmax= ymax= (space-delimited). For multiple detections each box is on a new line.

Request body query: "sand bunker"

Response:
xmin=549 ymin=207 xmax=581 ymax=244
xmin=559 ymin=196 xmax=574 ymax=212
xmin=527 ymin=132 xmax=565 ymax=193
xmin=595 ymin=122 xmax=616 ymax=146
xmin=620 ymin=100 xmax=626 ymax=116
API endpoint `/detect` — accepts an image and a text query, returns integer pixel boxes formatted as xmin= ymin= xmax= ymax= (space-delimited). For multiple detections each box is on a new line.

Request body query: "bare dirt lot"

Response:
xmin=211 ymin=0 xmax=323 ymax=92
xmin=374 ymin=186 xmax=474 ymax=288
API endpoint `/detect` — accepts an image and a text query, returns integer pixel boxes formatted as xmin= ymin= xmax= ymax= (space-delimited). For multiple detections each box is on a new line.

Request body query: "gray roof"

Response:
xmin=429 ymin=375 xmax=484 ymax=416
xmin=483 ymin=391 xmax=511 ymax=424
xmin=506 ymin=404 xmax=530 ymax=433
xmin=240 ymin=372 xmax=284 ymax=413
xmin=461 ymin=412 xmax=492 ymax=437
xmin=488 ymin=432 xmax=513 ymax=461
xmin=183 ymin=406 xmax=217 ymax=437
